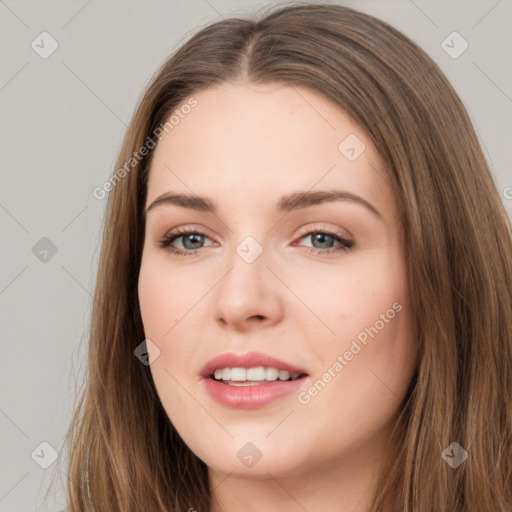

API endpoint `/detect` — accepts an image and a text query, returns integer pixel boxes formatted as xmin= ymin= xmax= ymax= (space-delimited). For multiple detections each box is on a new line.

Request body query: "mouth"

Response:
xmin=200 ymin=351 xmax=309 ymax=408
xmin=209 ymin=366 xmax=308 ymax=386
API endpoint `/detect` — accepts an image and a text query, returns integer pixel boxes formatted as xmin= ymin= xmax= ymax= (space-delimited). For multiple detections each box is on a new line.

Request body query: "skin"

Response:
xmin=138 ymin=81 xmax=419 ymax=512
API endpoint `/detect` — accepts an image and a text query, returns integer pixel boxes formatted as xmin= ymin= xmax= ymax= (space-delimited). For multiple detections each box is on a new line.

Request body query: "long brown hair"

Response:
xmin=54 ymin=3 xmax=512 ymax=511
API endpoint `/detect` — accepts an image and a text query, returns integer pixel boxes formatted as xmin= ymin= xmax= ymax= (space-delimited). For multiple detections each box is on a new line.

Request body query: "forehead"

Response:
xmin=146 ymin=82 xmax=393 ymax=215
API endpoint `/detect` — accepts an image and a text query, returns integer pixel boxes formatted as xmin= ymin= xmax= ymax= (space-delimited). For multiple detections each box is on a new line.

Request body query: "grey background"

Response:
xmin=1 ymin=0 xmax=511 ymax=510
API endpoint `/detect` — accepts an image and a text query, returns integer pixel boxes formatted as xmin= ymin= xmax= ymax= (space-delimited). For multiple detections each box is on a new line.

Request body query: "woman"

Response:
xmin=59 ymin=3 xmax=512 ymax=511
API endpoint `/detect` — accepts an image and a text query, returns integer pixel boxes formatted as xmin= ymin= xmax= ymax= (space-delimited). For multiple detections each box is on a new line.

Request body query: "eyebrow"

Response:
xmin=144 ymin=189 xmax=383 ymax=220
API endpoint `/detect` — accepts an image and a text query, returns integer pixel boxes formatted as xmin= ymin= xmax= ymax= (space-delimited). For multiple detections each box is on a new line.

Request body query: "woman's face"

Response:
xmin=138 ymin=82 xmax=418 ymax=482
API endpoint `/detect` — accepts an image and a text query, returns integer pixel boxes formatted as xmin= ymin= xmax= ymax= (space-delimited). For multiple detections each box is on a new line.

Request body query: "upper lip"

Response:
xmin=200 ymin=351 xmax=309 ymax=379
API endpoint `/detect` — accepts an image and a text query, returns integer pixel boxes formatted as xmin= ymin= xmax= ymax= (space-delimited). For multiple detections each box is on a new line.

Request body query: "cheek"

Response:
xmin=301 ymin=248 xmax=416 ymax=404
xmin=291 ymin=247 xmax=409 ymax=345
xmin=138 ymin=253 xmax=203 ymax=338
xmin=137 ymin=255 xmax=199 ymax=374
xmin=138 ymin=258 xmax=203 ymax=422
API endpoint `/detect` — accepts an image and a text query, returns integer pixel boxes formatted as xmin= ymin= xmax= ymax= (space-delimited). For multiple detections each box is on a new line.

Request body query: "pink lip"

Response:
xmin=200 ymin=351 xmax=309 ymax=409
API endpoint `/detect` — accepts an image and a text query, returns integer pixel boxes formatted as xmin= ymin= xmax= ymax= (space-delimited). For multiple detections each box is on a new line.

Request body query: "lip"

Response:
xmin=200 ymin=351 xmax=309 ymax=409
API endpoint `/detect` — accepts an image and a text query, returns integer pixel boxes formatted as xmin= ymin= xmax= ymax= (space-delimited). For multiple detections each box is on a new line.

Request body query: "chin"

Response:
xmin=189 ymin=434 xmax=311 ymax=479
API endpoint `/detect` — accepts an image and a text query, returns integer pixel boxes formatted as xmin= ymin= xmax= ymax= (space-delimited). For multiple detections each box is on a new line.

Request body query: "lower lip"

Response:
xmin=203 ymin=377 xmax=307 ymax=409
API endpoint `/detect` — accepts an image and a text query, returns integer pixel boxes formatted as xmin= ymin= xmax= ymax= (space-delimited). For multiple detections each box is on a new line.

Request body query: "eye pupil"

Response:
xmin=312 ymin=233 xmax=334 ymax=249
xmin=183 ymin=234 xmax=203 ymax=249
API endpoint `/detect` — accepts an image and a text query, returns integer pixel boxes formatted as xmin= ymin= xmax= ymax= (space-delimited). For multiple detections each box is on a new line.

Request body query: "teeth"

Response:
xmin=278 ymin=370 xmax=291 ymax=381
xmin=265 ymin=367 xmax=279 ymax=381
xmin=211 ymin=366 xmax=303 ymax=383
xmin=230 ymin=367 xmax=247 ymax=381
xmin=247 ymin=366 xmax=266 ymax=380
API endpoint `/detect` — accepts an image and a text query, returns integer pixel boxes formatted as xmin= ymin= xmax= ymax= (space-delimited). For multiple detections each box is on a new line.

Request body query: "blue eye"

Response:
xmin=159 ymin=229 xmax=213 ymax=257
xmin=159 ymin=228 xmax=353 ymax=257
xmin=299 ymin=232 xmax=353 ymax=253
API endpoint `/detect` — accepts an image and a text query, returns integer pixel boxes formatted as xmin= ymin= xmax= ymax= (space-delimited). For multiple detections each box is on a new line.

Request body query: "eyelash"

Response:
xmin=158 ymin=226 xmax=354 ymax=258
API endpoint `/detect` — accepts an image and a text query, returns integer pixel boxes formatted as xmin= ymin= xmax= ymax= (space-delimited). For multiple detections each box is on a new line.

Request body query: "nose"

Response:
xmin=212 ymin=243 xmax=284 ymax=332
